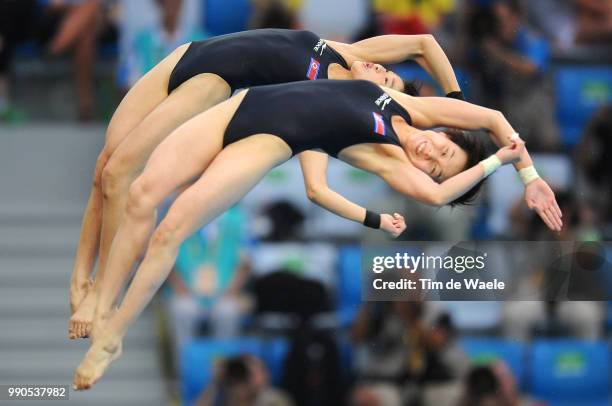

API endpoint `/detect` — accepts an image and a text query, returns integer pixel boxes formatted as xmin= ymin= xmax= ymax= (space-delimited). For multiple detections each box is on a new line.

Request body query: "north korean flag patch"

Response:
xmin=306 ymin=57 xmax=321 ymax=80
xmin=372 ymin=112 xmax=386 ymax=136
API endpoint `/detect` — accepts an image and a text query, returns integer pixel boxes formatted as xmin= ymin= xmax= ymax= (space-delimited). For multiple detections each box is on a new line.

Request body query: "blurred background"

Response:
xmin=1 ymin=0 xmax=612 ymax=405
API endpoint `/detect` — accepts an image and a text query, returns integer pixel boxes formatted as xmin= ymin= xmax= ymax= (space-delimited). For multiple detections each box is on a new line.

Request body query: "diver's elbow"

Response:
xmin=425 ymin=190 xmax=446 ymax=207
xmin=306 ymin=184 xmax=324 ymax=203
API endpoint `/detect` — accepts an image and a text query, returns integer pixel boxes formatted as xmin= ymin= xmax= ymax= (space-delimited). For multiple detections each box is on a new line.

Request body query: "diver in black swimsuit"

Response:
xmin=74 ymin=78 xmax=563 ymax=391
xmin=168 ymin=29 xmax=351 ymax=93
xmin=68 ymin=29 xmax=465 ymax=341
xmin=223 ymin=80 xmax=411 ymax=157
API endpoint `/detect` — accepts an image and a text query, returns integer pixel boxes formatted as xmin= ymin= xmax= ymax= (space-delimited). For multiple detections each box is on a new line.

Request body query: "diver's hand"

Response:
xmin=381 ymin=213 xmax=406 ymax=238
xmin=495 ymin=141 xmax=525 ymax=165
xmin=524 ymin=178 xmax=563 ymax=232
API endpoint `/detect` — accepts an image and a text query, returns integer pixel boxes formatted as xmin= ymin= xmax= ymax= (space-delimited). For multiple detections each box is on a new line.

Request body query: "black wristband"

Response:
xmin=363 ymin=210 xmax=381 ymax=229
xmin=446 ymin=91 xmax=465 ymax=101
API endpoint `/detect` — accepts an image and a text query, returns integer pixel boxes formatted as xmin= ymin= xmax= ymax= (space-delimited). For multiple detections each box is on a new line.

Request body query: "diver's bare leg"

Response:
xmin=69 ymin=73 xmax=230 ymax=339
xmin=74 ymin=133 xmax=290 ymax=390
xmin=69 ymin=43 xmax=192 ymax=320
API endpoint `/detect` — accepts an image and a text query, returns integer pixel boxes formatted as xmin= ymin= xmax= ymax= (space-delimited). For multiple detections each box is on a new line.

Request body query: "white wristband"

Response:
xmin=519 ymin=165 xmax=540 ymax=185
xmin=480 ymin=155 xmax=502 ymax=177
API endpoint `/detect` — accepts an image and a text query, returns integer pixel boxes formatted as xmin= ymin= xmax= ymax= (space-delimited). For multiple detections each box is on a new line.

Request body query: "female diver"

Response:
xmin=73 ymin=78 xmax=562 ymax=389
xmin=69 ymin=28 xmax=466 ymax=338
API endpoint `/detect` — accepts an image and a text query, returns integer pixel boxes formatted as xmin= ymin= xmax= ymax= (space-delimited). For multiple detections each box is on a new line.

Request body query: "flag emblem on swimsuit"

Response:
xmin=306 ymin=57 xmax=320 ymax=80
xmin=372 ymin=112 xmax=386 ymax=136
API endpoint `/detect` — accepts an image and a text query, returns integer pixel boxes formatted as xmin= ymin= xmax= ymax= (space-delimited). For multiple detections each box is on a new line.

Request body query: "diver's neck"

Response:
xmin=393 ymin=117 xmax=419 ymax=150
xmin=327 ymin=64 xmax=352 ymax=80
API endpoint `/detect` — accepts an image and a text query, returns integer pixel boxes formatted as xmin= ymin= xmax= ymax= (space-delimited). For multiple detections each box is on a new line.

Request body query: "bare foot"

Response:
xmin=70 ymin=277 xmax=93 ymax=315
xmin=69 ymin=288 xmax=97 ymax=339
xmin=73 ymin=333 xmax=122 ymax=391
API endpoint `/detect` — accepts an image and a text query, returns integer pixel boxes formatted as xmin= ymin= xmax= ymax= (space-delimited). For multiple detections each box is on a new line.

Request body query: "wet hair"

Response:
xmin=401 ymin=79 xmax=421 ymax=96
xmin=444 ymin=128 xmax=487 ymax=207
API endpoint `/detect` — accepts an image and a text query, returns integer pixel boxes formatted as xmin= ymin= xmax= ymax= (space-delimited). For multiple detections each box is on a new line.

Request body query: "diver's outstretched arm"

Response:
xmin=299 ymin=150 xmax=406 ymax=237
xmin=382 ymin=143 xmax=524 ymax=207
xmin=328 ymin=34 xmax=461 ymax=95
xmin=386 ymin=91 xmax=563 ymax=230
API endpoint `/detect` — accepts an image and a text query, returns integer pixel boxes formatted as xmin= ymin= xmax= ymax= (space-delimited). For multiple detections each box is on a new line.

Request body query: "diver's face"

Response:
xmin=405 ymin=131 xmax=468 ymax=182
xmin=350 ymin=61 xmax=405 ymax=91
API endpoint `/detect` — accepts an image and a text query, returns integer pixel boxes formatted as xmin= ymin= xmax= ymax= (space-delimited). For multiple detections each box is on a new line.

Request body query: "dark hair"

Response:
xmin=444 ymin=128 xmax=487 ymax=207
xmin=222 ymin=356 xmax=251 ymax=386
xmin=460 ymin=365 xmax=500 ymax=405
xmin=401 ymin=80 xmax=421 ymax=96
xmin=435 ymin=313 xmax=456 ymax=336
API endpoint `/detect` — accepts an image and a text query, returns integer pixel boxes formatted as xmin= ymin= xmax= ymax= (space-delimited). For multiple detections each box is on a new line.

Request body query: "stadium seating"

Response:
xmin=555 ymin=66 xmax=612 ymax=147
xmin=336 ymin=246 xmax=362 ymax=326
xmin=180 ymin=336 xmax=294 ymax=404
xmin=460 ymin=338 xmax=526 ymax=388
xmin=180 ymin=337 xmax=263 ymax=405
xmin=528 ymin=340 xmax=611 ymax=406
xmin=259 ymin=337 xmax=290 ymax=386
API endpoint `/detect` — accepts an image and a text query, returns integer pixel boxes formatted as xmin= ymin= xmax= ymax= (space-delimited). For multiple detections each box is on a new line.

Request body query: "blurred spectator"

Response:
xmin=43 ymin=0 xmax=109 ymax=120
xmin=456 ymin=363 xmax=523 ymax=406
xmin=259 ymin=200 xmax=305 ymax=241
xmin=527 ymin=1 xmax=612 ymax=51
xmin=520 ymin=0 xmax=576 ymax=52
xmin=118 ymin=0 xmax=204 ymax=89
xmin=522 ymin=191 xmax=601 ymax=243
xmin=0 ymin=0 xmax=37 ymax=122
xmin=0 ymin=0 xmax=109 ymax=121
xmin=196 ymin=354 xmax=294 ymax=406
xmin=351 ymin=302 xmax=415 ymax=383
xmin=503 ymin=191 xmax=605 ymax=340
xmin=576 ymin=105 xmax=612 ymax=223
xmin=475 ymin=0 xmax=559 ymax=151
xmin=250 ymin=0 xmax=297 ymax=29
xmin=575 ymin=0 xmax=612 ymax=45
xmin=282 ymin=327 xmax=345 ymax=406
xmin=252 ymin=270 xmax=332 ymax=321
xmin=420 ymin=313 xmax=470 ymax=384
xmin=250 ymin=269 xmax=342 ymax=405
xmin=351 ymin=301 xmax=468 ymax=404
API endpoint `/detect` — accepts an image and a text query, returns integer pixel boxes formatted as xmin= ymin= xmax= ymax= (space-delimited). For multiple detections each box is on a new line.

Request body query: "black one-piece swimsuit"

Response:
xmin=167 ymin=28 xmax=349 ymax=94
xmin=223 ymin=79 xmax=413 ymax=158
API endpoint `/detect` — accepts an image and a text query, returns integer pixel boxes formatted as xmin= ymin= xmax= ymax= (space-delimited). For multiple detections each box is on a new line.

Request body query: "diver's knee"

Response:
xmin=124 ymin=177 xmax=157 ymax=220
